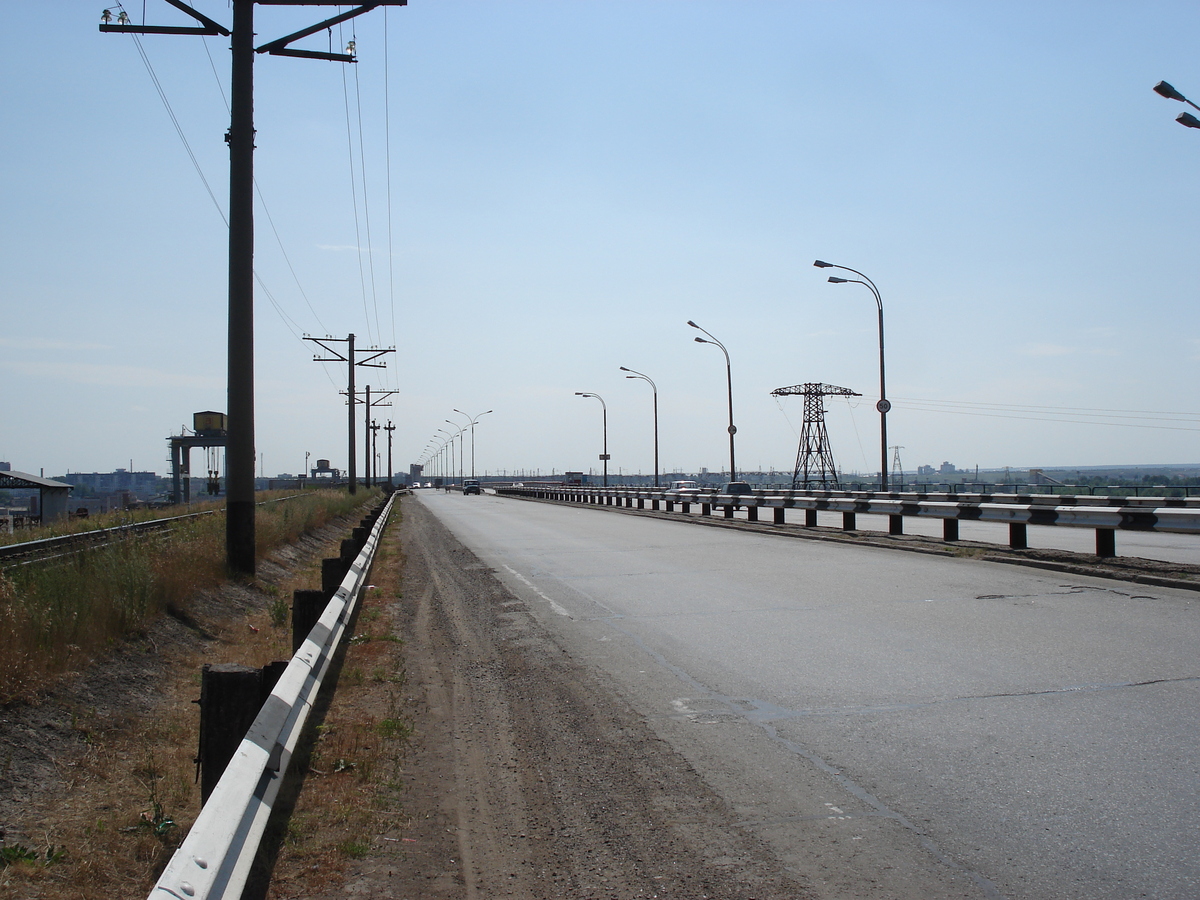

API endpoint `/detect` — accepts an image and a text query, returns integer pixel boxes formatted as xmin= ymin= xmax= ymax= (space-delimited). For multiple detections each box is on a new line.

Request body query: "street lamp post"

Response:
xmin=444 ymin=421 xmax=469 ymax=486
xmin=453 ymin=408 xmax=494 ymax=479
xmin=421 ymin=443 xmax=435 ymax=482
xmin=619 ymin=367 xmax=658 ymax=486
xmin=444 ymin=422 xmax=459 ymax=485
xmin=1153 ymin=81 xmax=1200 ymax=129
xmin=437 ymin=427 xmax=458 ymax=487
xmin=813 ymin=260 xmax=890 ymax=491
xmin=686 ymin=321 xmax=736 ymax=481
xmin=575 ymin=392 xmax=609 ymax=486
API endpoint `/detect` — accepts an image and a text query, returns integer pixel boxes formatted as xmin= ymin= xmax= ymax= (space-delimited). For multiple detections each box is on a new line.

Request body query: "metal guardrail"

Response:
xmin=146 ymin=491 xmax=396 ymax=900
xmin=496 ymin=485 xmax=1200 ymax=557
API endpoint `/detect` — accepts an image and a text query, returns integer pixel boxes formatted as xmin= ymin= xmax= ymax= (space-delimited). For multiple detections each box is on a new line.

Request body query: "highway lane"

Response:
xmin=413 ymin=490 xmax=1200 ymax=900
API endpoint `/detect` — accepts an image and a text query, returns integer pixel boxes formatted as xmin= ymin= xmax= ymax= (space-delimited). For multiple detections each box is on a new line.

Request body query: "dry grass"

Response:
xmin=265 ymin=506 xmax=411 ymax=898
xmin=0 ymin=702 xmax=203 ymax=898
xmin=0 ymin=489 xmax=380 ymax=704
xmin=0 ymin=498 xmax=403 ymax=900
xmin=0 ymin=500 xmax=227 ymax=548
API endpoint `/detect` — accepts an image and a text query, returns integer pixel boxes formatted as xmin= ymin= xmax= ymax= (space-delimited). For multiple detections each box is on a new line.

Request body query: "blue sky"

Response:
xmin=3 ymin=1 xmax=1199 ymax=481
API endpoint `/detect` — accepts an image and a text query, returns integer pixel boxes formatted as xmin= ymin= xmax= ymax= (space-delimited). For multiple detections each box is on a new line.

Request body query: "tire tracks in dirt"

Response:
xmin=329 ymin=495 xmax=812 ymax=899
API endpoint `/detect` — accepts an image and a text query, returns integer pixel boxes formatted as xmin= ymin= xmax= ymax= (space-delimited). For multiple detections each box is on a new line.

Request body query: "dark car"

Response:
xmin=723 ymin=481 xmax=753 ymax=508
xmin=462 ymin=479 xmax=481 ymax=495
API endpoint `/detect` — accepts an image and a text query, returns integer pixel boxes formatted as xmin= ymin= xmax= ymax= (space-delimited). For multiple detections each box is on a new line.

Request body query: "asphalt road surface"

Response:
xmin=413 ymin=489 xmax=1200 ymax=900
xmin=640 ymin=503 xmax=1199 ymax=565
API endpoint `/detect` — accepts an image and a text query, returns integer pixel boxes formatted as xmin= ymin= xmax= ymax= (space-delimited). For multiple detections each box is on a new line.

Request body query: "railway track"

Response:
xmin=0 ymin=510 xmax=218 ymax=567
xmin=0 ymin=496 xmax=302 ymax=568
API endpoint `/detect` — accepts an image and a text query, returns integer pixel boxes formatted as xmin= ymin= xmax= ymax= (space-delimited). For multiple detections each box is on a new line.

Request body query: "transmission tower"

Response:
xmin=770 ymin=383 xmax=861 ymax=489
xmin=890 ymin=445 xmax=905 ymax=491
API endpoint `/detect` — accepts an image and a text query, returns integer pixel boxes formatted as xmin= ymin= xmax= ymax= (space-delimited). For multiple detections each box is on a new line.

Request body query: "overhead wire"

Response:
xmin=837 ymin=397 xmax=870 ymax=474
xmin=124 ymin=15 xmax=337 ymax=388
xmin=353 ymin=32 xmax=384 ymax=350
xmin=201 ymin=35 xmax=333 ymax=341
xmin=339 ymin=23 xmax=376 ymax=348
xmin=127 ymin=28 xmax=226 ymax=225
xmin=892 ymin=397 xmax=1200 ymax=432
xmin=384 ymin=7 xmax=399 ymax=393
xmin=133 ymin=8 xmax=402 ymax=403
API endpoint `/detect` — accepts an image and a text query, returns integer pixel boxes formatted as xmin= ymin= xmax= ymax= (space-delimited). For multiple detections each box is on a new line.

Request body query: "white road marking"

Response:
xmin=502 ymin=564 xmax=573 ymax=618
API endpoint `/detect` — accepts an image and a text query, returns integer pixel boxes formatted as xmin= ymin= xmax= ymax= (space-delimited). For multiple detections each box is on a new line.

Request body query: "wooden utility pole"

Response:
xmin=385 ymin=420 xmax=396 ymax=488
xmin=104 ymin=0 xmax=407 ymax=574
xmin=369 ymin=419 xmax=380 ymax=485
xmin=359 ymin=386 xmax=396 ymax=488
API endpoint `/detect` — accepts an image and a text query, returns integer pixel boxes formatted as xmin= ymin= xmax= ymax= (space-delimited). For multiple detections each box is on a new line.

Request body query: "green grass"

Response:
xmin=337 ymin=838 xmax=371 ymax=860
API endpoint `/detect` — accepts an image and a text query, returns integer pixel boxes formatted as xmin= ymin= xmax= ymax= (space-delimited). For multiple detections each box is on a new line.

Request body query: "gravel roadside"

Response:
xmin=314 ymin=494 xmax=814 ymax=899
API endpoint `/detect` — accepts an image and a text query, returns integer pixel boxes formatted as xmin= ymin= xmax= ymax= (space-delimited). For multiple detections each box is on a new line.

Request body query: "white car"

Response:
xmin=670 ymin=480 xmax=700 ymax=495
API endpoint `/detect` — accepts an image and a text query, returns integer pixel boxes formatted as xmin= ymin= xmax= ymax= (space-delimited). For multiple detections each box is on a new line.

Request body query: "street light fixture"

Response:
xmin=1153 ymin=81 xmax=1200 ymax=130
xmin=620 ymin=367 xmax=659 ymax=487
xmin=453 ymin=408 xmax=494 ymax=479
xmin=575 ymin=392 xmax=609 ymax=486
xmin=686 ymin=320 xmax=736 ymax=481
xmin=814 ymin=259 xmax=890 ymax=491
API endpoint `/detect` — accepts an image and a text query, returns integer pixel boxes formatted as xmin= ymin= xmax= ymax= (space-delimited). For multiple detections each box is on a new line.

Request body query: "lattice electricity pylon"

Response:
xmin=770 ymin=383 xmax=861 ymax=489
xmin=890 ymin=445 xmax=905 ymax=492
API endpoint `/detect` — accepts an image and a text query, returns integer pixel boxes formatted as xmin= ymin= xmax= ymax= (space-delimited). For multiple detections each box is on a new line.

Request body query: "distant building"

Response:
xmin=939 ymin=461 xmax=957 ymax=475
xmin=0 ymin=462 xmax=10 ymax=472
xmin=917 ymin=464 xmax=935 ymax=476
xmin=60 ymin=469 xmax=159 ymax=500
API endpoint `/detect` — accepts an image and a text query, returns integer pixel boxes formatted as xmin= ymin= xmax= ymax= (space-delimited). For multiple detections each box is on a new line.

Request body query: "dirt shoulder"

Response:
xmin=0 ymin=510 xmax=376 ymax=899
xmin=313 ymin=494 xmax=813 ymax=899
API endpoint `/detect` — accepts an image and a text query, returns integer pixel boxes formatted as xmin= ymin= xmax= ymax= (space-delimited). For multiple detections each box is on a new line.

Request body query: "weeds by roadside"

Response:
xmin=0 ymin=489 xmax=379 ymax=704
xmin=0 ymin=497 xmax=396 ymax=900
xmin=265 ymin=506 xmax=411 ymax=899
xmin=0 ymin=501 xmax=227 ymax=549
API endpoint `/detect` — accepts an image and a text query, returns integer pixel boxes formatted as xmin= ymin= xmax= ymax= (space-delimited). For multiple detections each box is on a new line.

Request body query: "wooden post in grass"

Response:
xmin=198 ymin=663 xmax=262 ymax=804
xmin=292 ymin=589 xmax=326 ymax=652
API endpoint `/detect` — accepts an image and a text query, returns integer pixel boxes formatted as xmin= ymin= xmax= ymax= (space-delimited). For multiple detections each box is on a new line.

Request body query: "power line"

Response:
xmin=353 ymin=42 xmax=383 ymax=346
xmin=106 ymin=0 xmax=408 ymax=578
xmin=255 ymin=183 xmax=331 ymax=337
xmin=201 ymin=32 xmax=330 ymax=337
xmin=341 ymin=27 xmax=375 ymax=347
xmin=895 ymin=396 xmax=1198 ymax=420
xmin=894 ymin=397 xmax=1200 ymax=432
xmin=127 ymin=30 xmax=226 ymax=224
xmin=127 ymin=18 xmax=331 ymax=346
xmin=384 ymin=7 xmax=399 ymax=392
